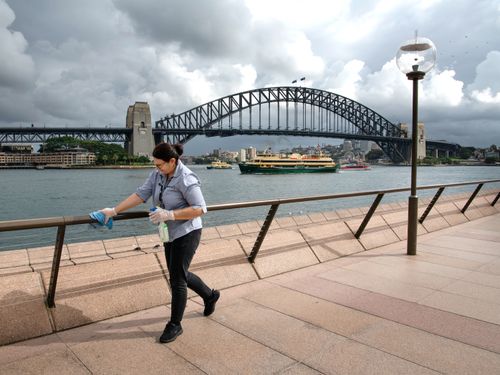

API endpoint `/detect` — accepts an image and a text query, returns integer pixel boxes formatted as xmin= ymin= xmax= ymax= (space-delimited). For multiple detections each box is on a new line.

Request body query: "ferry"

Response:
xmin=238 ymin=153 xmax=338 ymax=174
xmin=340 ymin=162 xmax=371 ymax=171
xmin=207 ymin=160 xmax=233 ymax=170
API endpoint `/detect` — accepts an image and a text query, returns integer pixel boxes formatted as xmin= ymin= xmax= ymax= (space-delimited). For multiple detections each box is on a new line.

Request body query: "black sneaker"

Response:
xmin=204 ymin=289 xmax=220 ymax=316
xmin=159 ymin=322 xmax=183 ymax=343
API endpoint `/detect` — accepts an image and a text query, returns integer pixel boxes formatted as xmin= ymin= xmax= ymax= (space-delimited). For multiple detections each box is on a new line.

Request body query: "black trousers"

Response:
xmin=164 ymin=229 xmax=212 ymax=324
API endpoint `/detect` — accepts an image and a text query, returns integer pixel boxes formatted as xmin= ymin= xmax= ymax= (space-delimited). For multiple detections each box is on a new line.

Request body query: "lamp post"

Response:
xmin=396 ymin=35 xmax=436 ymax=255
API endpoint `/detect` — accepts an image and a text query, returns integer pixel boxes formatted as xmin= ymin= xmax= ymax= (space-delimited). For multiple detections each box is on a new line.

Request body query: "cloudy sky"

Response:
xmin=1 ymin=0 xmax=499 ymax=154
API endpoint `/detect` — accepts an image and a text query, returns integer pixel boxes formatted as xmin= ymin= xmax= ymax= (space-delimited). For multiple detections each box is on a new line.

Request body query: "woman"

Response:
xmin=99 ymin=142 xmax=220 ymax=343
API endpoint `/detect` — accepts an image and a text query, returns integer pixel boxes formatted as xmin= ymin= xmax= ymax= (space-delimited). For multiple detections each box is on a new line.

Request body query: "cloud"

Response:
xmin=0 ymin=0 xmax=35 ymax=89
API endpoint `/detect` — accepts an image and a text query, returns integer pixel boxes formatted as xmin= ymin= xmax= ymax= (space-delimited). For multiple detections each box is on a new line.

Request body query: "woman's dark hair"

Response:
xmin=152 ymin=142 xmax=184 ymax=162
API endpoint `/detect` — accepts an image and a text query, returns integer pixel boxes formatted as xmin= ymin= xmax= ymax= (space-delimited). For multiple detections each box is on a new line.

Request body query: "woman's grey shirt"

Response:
xmin=135 ymin=161 xmax=207 ymax=242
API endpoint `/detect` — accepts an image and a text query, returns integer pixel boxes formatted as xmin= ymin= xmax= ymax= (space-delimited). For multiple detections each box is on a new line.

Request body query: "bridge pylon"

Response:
xmin=126 ymin=102 xmax=155 ymax=157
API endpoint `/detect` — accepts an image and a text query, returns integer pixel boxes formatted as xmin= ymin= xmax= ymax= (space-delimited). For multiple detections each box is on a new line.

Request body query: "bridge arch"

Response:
xmin=155 ymin=86 xmax=410 ymax=162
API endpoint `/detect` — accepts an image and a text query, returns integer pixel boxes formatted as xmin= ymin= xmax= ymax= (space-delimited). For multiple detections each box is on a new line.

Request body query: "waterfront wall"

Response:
xmin=0 ymin=190 xmax=498 ymax=346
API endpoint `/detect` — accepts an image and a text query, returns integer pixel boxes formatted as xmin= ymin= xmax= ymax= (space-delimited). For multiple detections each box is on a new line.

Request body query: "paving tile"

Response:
xmin=449 ymin=228 xmax=500 ymax=243
xmin=344 ymin=288 xmax=500 ymax=354
xmin=477 ymin=258 xmax=500 ymax=275
xmin=343 ymin=259 xmax=454 ymax=290
xmin=217 ymin=296 xmax=436 ymax=375
xmin=239 ymin=229 xmax=319 ymax=278
xmin=66 ymin=240 xmax=107 ymax=260
xmin=200 ymin=226 xmax=220 ymax=240
xmin=270 ymin=274 xmax=371 ymax=307
xmin=134 ymin=234 xmax=162 ymax=253
xmin=434 ymin=201 xmax=469 ymax=226
xmin=292 ymin=214 xmax=313 ymax=226
xmin=145 ymin=317 xmax=296 ymax=374
xmin=318 ymin=267 xmax=434 ymax=302
xmin=345 ymin=216 xmax=400 ymax=250
xmin=27 ymin=244 xmax=71 ymax=265
xmin=474 ymin=196 xmax=499 ymax=216
xmin=31 ymin=260 xmax=74 ymax=271
xmin=305 ymin=338 xmax=439 ymax=375
xmin=322 ymin=210 xmax=340 ymax=221
xmin=70 ymin=330 xmax=203 ymax=374
xmin=103 ymin=237 xmax=140 ymax=257
xmin=441 ymin=280 xmax=500 ymax=305
xmin=275 ymin=216 xmax=298 ymax=228
xmin=381 ymin=210 xmax=427 ymax=240
xmin=216 ymin=223 xmax=243 ymax=238
xmin=237 ymin=220 xmax=261 ymax=234
xmin=299 ymin=221 xmax=364 ymax=262
xmin=418 ymin=244 xmax=497 ymax=263
xmin=365 ymin=254 xmax=473 ymax=279
xmin=0 ymin=266 xmax=33 ymax=275
xmin=278 ymin=362 xmax=323 ymax=374
xmin=246 ymin=284 xmax=381 ymax=337
xmin=0 ymin=249 xmax=29 ymax=269
xmin=213 ymin=298 xmax=346 ymax=362
xmin=307 ymin=212 xmax=327 ymax=223
xmin=411 ymin=248 xmax=485 ymax=271
xmin=0 ymin=272 xmax=53 ymax=345
xmin=55 ymin=304 xmax=171 ymax=345
xmin=462 ymin=269 xmax=500 ymax=288
xmin=0 ymin=334 xmax=66 ymax=366
xmin=257 ymin=219 xmax=281 ymax=231
xmin=336 ymin=209 xmax=354 ymax=219
xmin=190 ymin=238 xmax=258 ymax=290
xmin=425 ymin=234 xmax=500 ymax=254
xmin=419 ymin=290 xmax=500 ymax=324
xmin=352 ymin=320 xmax=500 ymax=375
xmin=41 ymin=254 xmax=169 ymax=331
xmin=0 ymin=349 xmax=90 ymax=375
xmin=418 ymin=206 xmax=450 ymax=232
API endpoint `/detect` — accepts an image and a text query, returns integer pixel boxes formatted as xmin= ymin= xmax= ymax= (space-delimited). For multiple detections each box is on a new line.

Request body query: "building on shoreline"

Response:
xmin=0 ymin=145 xmax=96 ymax=167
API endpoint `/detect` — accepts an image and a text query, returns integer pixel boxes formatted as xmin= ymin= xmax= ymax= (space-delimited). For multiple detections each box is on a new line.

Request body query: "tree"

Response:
xmin=41 ymin=136 xmax=128 ymax=165
xmin=458 ymin=147 xmax=474 ymax=159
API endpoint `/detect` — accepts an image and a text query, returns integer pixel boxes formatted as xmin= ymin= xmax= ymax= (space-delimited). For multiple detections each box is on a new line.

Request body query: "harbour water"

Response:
xmin=1 ymin=165 xmax=499 ymax=251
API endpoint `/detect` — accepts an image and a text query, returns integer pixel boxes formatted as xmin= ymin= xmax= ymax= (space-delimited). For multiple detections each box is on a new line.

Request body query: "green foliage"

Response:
xmin=42 ymin=136 xmax=129 ymax=165
xmin=484 ymin=156 xmax=498 ymax=164
xmin=458 ymin=147 xmax=474 ymax=159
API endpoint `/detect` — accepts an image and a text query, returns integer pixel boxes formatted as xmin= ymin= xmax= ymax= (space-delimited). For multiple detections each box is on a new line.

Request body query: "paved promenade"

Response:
xmin=0 ymin=213 xmax=499 ymax=374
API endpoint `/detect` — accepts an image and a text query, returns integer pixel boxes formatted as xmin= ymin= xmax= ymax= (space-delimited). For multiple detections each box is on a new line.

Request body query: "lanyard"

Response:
xmin=158 ymin=175 xmax=173 ymax=208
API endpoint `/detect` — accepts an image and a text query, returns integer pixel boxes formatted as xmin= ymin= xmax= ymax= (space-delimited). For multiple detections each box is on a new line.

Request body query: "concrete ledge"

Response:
xmin=239 ymin=229 xmax=319 ymax=278
xmin=41 ymin=254 xmax=168 ymax=331
xmin=192 ymin=238 xmax=259 ymax=290
xmin=345 ymin=215 xmax=400 ymax=250
xmin=0 ymin=273 xmax=52 ymax=345
xmin=381 ymin=210 xmax=427 ymax=241
xmin=299 ymin=221 xmax=364 ymax=262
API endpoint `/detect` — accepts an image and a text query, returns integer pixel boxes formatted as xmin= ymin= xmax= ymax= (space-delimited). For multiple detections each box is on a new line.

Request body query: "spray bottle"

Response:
xmin=150 ymin=207 xmax=169 ymax=243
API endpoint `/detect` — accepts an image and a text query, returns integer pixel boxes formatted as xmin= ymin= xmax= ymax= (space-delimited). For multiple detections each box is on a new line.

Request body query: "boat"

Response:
xmin=207 ymin=160 xmax=233 ymax=169
xmin=238 ymin=153 xmax=339 ymax=174
xmin=340 ymin=162 xmax=371 ymax=171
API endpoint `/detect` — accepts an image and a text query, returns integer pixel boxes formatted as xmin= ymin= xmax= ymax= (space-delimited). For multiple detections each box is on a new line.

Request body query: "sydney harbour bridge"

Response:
xmin=0 ymin=86 xmax=460 ymax=163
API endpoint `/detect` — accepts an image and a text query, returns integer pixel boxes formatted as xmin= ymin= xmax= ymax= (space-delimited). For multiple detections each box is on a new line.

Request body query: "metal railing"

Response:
xmin=0 ymin=179 xmax=499 ymax=308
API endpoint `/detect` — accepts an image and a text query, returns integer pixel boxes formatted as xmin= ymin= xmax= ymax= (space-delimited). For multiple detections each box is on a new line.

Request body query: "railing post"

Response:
xmin=46 ymin=225 xmax=66 ymax=308
xmin=355 ymin=193 xmax=384 ymax=239
xmin=492 ymin=192 xmax=500 ymax=206
xmin=419 ymin=187 xmax=445 ymax=223
xmin=461 ymin=183 xmax=483 ymax=213
xmin=248 ymin=204 xmax=279 ymax=263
